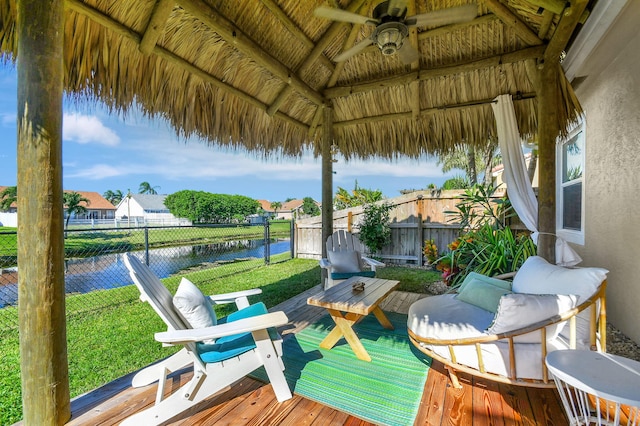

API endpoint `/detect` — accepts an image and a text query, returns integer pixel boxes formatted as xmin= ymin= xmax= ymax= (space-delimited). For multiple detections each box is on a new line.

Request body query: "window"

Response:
xmin=556 ymin=122 xmax=585 ymax=244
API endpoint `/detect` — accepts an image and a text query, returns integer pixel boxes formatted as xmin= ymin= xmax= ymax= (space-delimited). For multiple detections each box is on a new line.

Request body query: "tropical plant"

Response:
xmin=0 ymin=186 xmax=17 ymax=211
xmin=63 ymin=191 xmax=90 ymax=230
xmin=445 ymin=183 xmax=514 ymax=231
xmin=103 ymin=189 xmax=124 ymax=205
xmin=334 ymin=180 xmax=384 ymax=210
xmin=423 ymin=239 xmax=439 ymax=264
xmin=270 ymin=201 xmax=282 ymax=218
xmin=138 ymin=181 xmax=160 ymax=195
xmin=356 ymin=202 xmax=392 ymax=254
xmin=438 ymin=139 xmax=499 ymax=185
xmin=437 ymin=225 xmax=537 ymax=287
xmin=436 ymin=183 xmax=533 ymax=287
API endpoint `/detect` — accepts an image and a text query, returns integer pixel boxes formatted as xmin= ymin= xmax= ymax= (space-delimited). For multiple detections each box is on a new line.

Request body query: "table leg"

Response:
xmin=320 ymin=309 xmax=371 ymax=362
xmin=372 ymin=306 xmax=394 ymax=330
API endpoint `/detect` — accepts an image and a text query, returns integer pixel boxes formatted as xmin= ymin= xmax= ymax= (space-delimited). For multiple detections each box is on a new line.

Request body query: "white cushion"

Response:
xmin=486 ymin=293 xmax=578 ymax=343
xmin=173 ymin=278 xmax=217 ymax=329
xmin=408 ymin=294 xmax=494 ymax=340
xmin=512 ymin=256 xmax=607 ymax=301
xmin=512 ymin=256 xmax=607 ymax=347
xmin=327 ymin=250 xmax=361 ymax=273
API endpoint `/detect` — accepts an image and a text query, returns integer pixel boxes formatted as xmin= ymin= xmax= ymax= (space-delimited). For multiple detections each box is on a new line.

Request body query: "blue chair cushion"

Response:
xmin=196 ymin=302 xmax=274 ymax=363
xmin=330 ymin=270 xmax=376 ymax=280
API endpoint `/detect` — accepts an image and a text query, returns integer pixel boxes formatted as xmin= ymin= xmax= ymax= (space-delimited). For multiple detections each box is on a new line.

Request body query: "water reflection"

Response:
xmin=0 ymin=239 xmax=290 ymax=308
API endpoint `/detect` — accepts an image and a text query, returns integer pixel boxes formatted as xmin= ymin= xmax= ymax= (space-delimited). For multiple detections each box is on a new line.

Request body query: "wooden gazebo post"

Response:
xmin=536 ymin=0 xmax=589 ymax=263
xmin=17 ymin=0 xmax=70 ymax=424
xmin=321 ymin=104 xmax=334 ymax=280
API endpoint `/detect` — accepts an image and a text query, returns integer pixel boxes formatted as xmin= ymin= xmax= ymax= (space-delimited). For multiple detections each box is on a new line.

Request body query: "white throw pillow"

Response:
xmin=512 ymin=256 xmax=607 ymax=302
xmin=512 ymin=256 xmax=607 ymax=347
xmin=486 ymin=293 xmax=578 ymax=343
xmin=173 ymin=278 xmax=217 ymax=329
xmin=327 ymin=250 xmax=361 ymax=273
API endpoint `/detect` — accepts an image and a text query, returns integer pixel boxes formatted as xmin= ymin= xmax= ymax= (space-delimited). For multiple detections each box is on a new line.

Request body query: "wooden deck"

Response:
xmin=64 ymin=287 xmax=569 ymax=425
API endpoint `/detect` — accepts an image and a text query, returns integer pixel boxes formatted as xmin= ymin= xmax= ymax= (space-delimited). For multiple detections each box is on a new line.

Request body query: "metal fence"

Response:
xmin=0 ymin=221 xmax=293 ymax=331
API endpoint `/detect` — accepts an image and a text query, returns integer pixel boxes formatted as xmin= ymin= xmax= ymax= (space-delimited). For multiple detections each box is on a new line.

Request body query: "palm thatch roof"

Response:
xmin=0 ymin=0 xmax=588 ymax=159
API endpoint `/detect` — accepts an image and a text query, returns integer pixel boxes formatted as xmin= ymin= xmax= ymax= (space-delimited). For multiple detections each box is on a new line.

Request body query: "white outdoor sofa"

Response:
xmin=407 ymin=256 xmax=608 ymax=388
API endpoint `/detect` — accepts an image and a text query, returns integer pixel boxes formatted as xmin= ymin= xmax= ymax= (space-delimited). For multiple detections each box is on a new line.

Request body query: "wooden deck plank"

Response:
xmin=61 ymin=289 xmax=569 ymax=426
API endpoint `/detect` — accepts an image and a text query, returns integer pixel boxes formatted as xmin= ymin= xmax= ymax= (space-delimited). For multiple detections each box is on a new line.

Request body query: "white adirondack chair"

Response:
xmin=319 ymin=230 xmax=385 ymax=289
xmin=121 ymin=253 xmax=292 ymax=425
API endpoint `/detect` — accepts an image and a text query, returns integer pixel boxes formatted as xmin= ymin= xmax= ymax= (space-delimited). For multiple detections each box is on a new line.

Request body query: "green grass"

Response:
xmin=0 ymin=258 xmax=440 ymax=425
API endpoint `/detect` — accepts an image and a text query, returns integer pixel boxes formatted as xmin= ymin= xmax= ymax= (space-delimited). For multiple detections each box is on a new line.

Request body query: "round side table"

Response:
xmin=546 ymin=350 xmax=640 ymax=426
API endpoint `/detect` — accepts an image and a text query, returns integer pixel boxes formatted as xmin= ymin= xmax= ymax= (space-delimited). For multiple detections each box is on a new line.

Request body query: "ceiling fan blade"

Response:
xmin=397 ymin=43 xmax=420 ymax=64
xmin=314 ymin=6 xmax=378 ymax=26
xmin=386 ymin=0 xmax=408 ymax=17
xmin=334 ymin=38 xmax=374 ymax=62
xmin=405 ymin=4 xmax=477 ymax=28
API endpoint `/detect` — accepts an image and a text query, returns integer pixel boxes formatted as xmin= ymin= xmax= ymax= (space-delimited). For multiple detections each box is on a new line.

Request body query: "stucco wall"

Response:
xmin=570 ymin=8 xmax=640 ymax=343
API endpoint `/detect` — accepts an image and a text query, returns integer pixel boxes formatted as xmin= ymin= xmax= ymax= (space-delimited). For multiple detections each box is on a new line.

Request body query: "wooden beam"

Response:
xmin=310 ymin=19 xmax=363 ymax=137
xmin=175 ymin=0 xmax=324 ymax=106
xmin=522 ymin=0 xmax=566 ymax=15
xmin=17 ymin=0 xmax=70 ymax=424
xmin=321 ymin=104 xmax=334 ymax=270
xmin=324 ymin=45 xmax=546 ymax=99
xmin=407 ymin=0 xmax=420 ymax=120
xmin=535 ymin=62 xmax=558 ymax=262
xmin=65 ymin=0 xmax=309 ymax=131
xmin=544 ymin=0 xmax=589 ymax=63
xmin=538 ymin=9 xmax=554 ymax=40
xmin=259 ymin=0 xmax=334 ymax=71
xmin=139 ymin=0 xmax=174 ymax=54
xmin=266 ymin=0 xmax=367 ymax=116
xmin=484 ymin=0 xmax=543 ymax=46
xmin=333 ymin=92 xmax=536 ymax=128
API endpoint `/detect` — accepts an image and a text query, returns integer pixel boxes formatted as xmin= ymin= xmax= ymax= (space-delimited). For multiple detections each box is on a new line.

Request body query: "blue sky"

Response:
xmin=0 ymin=64 xmax=456 ymax=202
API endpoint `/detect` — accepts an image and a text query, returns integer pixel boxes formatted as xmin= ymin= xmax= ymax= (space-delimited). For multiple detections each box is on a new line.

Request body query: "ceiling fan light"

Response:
xmin=374 ymin=22 xmax=408 ymax=56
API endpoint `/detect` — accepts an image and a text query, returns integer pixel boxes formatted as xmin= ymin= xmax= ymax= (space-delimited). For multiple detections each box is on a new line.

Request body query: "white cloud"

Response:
xmin=66 ymin=164 xmax=124 ymax=179
xmin=63 ymin=113 xmax=120 ymax=146
xmin=1 ymin=113 xmax=16 ymax=127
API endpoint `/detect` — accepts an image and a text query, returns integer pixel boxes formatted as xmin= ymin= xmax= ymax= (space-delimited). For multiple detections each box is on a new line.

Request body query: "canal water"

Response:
xmin=0 ymin=239 xmax=290 ymax=308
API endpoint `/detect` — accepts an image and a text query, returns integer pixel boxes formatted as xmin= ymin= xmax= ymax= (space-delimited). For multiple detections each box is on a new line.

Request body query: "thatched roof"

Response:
xmin=0 ymin=0 xmax=588 ymax=159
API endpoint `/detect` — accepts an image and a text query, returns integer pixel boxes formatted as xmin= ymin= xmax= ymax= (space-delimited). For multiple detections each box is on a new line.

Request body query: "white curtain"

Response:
xmin=491 ymin=94 xmax=581 ymax=266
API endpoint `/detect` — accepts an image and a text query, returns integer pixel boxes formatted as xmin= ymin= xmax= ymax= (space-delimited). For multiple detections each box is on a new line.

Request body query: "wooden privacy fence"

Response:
xmin=294 ymin=189 xmax=498 ymax=265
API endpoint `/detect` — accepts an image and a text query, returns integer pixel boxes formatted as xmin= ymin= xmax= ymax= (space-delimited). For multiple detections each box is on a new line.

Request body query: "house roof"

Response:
xmin=0 ymin=1 xmax=590 ymax=160
xmin=67 ymin=191 xmax=117 ymax=210
xmin=1 ymin=187 xmax=115 ymax=210
xmin=127 ymin=194 xmax=169 ymax=211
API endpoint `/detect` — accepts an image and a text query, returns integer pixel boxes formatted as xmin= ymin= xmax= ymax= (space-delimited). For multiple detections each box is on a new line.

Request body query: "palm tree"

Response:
xmin=103 ymin=189 xmax=124 ymax=205
xmin=270 ymin=201 xmax=282 ymax=218
xmin=0 ymin=186 xmax=17 ymax=212
xmin=63 ymin=191 xmax=90 ymax=231
xmin=138 ymin=182 xmax=160 ymax=195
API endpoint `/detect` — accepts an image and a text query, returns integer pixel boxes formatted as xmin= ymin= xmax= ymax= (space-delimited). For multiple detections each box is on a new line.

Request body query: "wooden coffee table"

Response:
xmin=307 ymin=276 xmax=400 ymax=362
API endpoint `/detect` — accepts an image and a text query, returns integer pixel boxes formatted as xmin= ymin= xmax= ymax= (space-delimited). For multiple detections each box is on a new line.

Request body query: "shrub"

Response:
xmin=357 ymin=202 xmax=392 ymax=254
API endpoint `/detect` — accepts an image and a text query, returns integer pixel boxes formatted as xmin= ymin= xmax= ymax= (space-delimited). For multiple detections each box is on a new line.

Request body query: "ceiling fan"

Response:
xmin=314 ymin=0 xmax=477 ymax=64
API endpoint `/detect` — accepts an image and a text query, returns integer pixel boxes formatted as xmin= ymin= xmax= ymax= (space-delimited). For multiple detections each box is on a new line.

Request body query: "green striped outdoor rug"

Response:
xmin=251 ymin=311 xmax=431 ymax=426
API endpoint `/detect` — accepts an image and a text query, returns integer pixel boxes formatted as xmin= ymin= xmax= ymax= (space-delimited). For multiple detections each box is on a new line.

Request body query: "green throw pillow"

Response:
xmin=457 ymin=271 xmax=512 ymax=293
xmin=456 ymin=277 xmax=513 ymax=313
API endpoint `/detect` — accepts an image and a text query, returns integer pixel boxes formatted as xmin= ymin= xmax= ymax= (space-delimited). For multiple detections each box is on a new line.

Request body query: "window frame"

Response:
xmin=556 ymin=121 xmax=586 ymax=245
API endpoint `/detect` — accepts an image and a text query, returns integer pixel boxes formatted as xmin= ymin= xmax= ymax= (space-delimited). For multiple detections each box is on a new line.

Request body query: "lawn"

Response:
xmin=0 ymin=258 xmax=441 ymax=425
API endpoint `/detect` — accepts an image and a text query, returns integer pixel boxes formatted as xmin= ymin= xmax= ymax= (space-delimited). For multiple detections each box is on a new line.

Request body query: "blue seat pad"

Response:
xmin=196 ymin=302 xmax=274 ymax=363
xmin=330 ymin=270 xmax=376 ymax=280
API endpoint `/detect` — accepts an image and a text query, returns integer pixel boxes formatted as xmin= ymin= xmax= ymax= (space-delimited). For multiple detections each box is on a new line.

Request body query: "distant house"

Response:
xmin=115 ymin=193 xmax=181 ymax=223
xmin=256 ymin=199 xmax=320 ymax=220
xmin=0 ymin=187 xmax=116 ymax=225
xmin=64 ymin=190 xmax=117 ymax=220
xmin=491 ymin=152 xmax=539 ymax=189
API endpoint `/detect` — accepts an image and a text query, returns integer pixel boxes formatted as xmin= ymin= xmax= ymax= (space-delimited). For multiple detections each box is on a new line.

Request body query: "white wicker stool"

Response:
xmin=546 ymin=350 xmax=640 ymax=426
